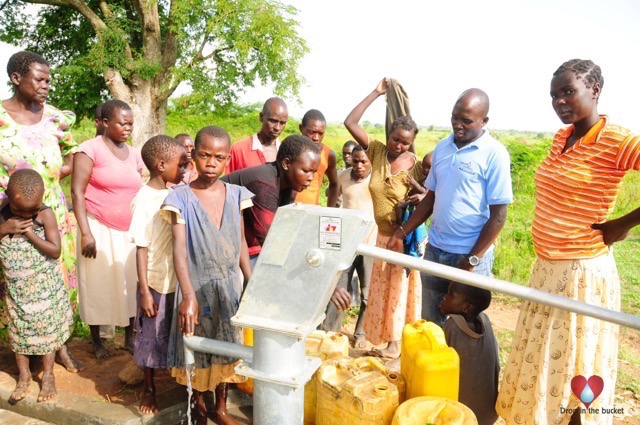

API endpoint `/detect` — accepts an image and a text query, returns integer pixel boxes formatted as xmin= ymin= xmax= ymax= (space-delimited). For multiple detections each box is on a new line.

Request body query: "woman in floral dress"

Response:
xmin=0 ymin=50 xmax=81 ymax=371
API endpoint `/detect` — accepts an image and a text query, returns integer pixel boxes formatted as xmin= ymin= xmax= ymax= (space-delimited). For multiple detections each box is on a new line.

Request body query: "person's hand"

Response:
xmin=330 ymin=287 xmax=351 ymax=311
xmin=405 ymin=193 xmax=426 ymax=206
xmin=386 ymin=228 xmax=405 ymax=252
xmin=592 ymin=219 xmax=629 ymax=246
xmin=80 ymin=233 xmax=97 ymax=258
xmin=139 ymin=289 xmax=158 ymax=318
xmin=1 ymin=217 xmax=33 ymax=235
xmin=374 ymin=78 xmax=389 ymax=95
xmin=178 ymin=297 xmax=198 ymax=336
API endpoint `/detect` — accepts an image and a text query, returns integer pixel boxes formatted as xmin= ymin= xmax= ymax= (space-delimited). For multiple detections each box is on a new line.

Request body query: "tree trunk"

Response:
xmin=129 ymin=83 xmax=166 ymax=149
xmin=104 ymin=70 xmax=166 ymax=149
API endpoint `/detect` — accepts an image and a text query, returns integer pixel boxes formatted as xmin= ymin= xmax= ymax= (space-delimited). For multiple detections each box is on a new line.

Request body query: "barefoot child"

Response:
xmin=72 ymin=99 xmax=143 ymax=358
xmin=440 ymin=281 xmax=499 ymax=425
xmin=163 ymin=126 xmax=254 ymax=425
xmin=0 ymin=169 xmax=73 ymax=403
xmin=130 ymin=135 xmax=188 ymax=414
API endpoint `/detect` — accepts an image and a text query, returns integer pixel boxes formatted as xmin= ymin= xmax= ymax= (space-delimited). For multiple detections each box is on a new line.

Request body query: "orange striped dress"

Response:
xmin=497 ymin=117 xmax=640 ymax=425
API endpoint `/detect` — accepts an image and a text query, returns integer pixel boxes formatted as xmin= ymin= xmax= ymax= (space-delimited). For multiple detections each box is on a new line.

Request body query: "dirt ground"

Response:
xmin=0 ymin=300 xmax=638 ymax=423
xmin=0 ymin=335 xmax=181 ymax=407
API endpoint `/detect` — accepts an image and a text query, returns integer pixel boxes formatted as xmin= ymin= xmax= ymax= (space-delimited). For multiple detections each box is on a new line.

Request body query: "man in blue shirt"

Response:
xmin=388 ymin=88 xmax=513 ymax=326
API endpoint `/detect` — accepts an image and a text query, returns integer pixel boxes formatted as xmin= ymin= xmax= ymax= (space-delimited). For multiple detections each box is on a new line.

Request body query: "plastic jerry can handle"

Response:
xmin=421 ymin=328 xmax=447 ymax=351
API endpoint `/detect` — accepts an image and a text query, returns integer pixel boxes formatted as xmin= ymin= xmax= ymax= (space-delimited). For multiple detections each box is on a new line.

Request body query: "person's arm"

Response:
xmin=71 ymin=152 xmax=97 ymax=258
xmin=344 ymin=78 xmax=389 ymax=149
xmin=404 ymin=176 xmax=428 ymax=205
xmin=387 ymin=190 xmax=435 ymax=251
xmin=24 ymin=208 xmax=61 ymax=258
xmin=59 ymin=153 xmax=74 ymax=180
xmin=325 ymin=150 xmax=339 ymax=208
xmin=456 ymin=204 xmax=508 ymax=271
xmin=592 ymin=207 xmax=640 ymax=246
xmin=136 ymin=246 xmax=158 ymax=318
xmin=171 ymin=213 xmax=198 ymax=336
xmin=239 ymin=218 xmax=252 ymax=290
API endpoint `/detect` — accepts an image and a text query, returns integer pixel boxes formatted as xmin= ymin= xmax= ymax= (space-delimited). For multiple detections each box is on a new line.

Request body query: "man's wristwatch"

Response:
xmin=467 ymin=255 xmax=480 ymax=267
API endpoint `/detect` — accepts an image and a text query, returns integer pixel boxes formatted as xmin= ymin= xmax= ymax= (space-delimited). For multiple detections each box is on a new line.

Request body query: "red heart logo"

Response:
xmin=571 ymin=375 xmax=604 ymax=408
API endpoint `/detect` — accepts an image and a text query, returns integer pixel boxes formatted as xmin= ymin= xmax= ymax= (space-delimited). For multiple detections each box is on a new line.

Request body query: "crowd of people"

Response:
xmin=0 ymin=49 xmax=639 ymax=425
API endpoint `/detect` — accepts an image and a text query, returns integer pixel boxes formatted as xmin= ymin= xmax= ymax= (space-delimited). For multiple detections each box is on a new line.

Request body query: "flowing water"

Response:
xmin=185 ymin=363 xmax=195 ymax=424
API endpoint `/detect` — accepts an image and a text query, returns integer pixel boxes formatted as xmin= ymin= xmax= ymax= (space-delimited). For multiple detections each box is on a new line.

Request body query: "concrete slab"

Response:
xmin=0 ymin=371 xmax=253 ymax=424
xmin=0 ymin=409 xmax=54 ymax=424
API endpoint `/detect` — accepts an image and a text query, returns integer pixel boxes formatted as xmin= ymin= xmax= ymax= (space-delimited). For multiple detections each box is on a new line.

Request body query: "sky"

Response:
xmin=2 ymin=0 xmax=640 ymax=133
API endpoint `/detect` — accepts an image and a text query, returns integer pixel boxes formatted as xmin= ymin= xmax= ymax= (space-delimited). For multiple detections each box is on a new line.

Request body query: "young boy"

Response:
xmin=322 ymin=146 xmax=377 ymax=349
xmin=295 ymin=109 xmax=339 ymax=207
xmin=333 ymin=140 xmax=359 ymax=208
xmin=440 ymin=281 xmax=499 ymax=425
xmin=129 ymin=135 xmax=188 ymax=414
xmin=342 ymin=140 xmax=357 ymax=169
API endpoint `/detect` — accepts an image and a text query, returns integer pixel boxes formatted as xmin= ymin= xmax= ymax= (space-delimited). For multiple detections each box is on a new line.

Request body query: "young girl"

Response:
xmin=72 ymin=99 xmax=143 ymax=358
xmin=163 ymin=125 xmax=253 ymax=425
xmin=0 ymin=169 xmax=73 ymax=403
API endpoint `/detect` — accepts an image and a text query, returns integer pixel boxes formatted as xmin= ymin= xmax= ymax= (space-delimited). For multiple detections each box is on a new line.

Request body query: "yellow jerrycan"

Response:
xmin=401 ymin=320 xmax=459 ymax=400
xmin=392 ymin=396 xmax=478 ymax=425
xmin=316 ymin=357 xmax=399 ymax=425
xmin=355 ymin=356 xmax=406 ymax=403
xmin=304 ymin=331 xmax=351 ymax=425
xmin=236 ymin=328 xmax=254 ymax=394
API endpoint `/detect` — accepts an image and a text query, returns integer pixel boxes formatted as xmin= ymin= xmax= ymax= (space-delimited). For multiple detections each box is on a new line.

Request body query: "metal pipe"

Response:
xmin=183 ymin=335 xmax=254 ymax=364
xmin=356 ymin=244 xmax=640 ymax=330
xmin=252 ymin=330 xmax=306 ymax=424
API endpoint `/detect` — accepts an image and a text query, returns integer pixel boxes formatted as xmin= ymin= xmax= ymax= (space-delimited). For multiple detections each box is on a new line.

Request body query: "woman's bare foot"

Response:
xmin=354 ymin=336 xmax=368 ymax=349
xmin=379 ymin=340 xmax=401 ymax=359
xmin=56 ymin=344 xmax=86 ymax=373
xmin=37 ymin=373 xmax=57 ymax=402
xmin=369 ymin=341 xmax=400 ymax=359
xmin=9 ymin=375 xmax=31 ymax=404
xmin=139 ymin=387 xmax=158 ymax=414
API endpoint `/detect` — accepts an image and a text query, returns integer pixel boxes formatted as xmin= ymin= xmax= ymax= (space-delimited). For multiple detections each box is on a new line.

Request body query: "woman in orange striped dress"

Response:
xmin=496 ymin=59 xmax=640 ymax=425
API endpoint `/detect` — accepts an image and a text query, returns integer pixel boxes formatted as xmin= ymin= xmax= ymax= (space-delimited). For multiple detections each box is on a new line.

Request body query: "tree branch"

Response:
xmin=25 ymin=0 xmax=107 ymax=32
xmin=98 ymin=0 xmax=114 ymax=19
xmin=161 ymin=0 xmax=178 ymax=70
xmin=202 ymin=45 xmax=233 ymax=61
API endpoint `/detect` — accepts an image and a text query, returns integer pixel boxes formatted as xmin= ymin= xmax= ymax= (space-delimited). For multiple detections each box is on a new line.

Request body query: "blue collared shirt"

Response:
xmin=425 ymin=130 xmax=513 ymax=254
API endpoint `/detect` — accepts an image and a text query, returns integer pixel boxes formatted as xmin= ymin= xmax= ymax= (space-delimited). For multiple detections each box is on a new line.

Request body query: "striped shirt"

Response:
xmin=532 ymin=117 xmax=640 ymax=260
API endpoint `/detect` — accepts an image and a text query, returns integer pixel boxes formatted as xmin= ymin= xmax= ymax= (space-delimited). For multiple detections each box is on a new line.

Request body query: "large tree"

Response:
xmin=0 ymin=0 xmax=308 ymax=146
